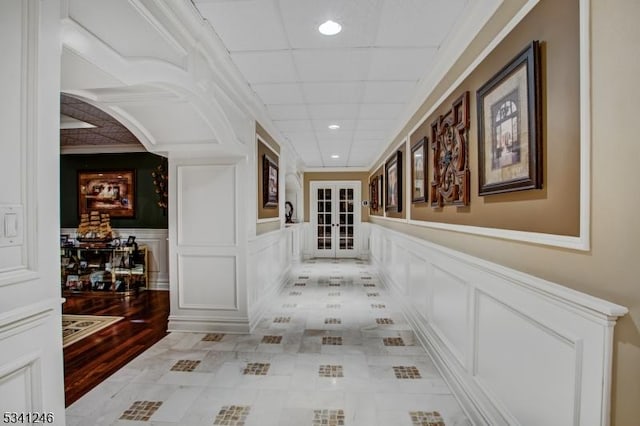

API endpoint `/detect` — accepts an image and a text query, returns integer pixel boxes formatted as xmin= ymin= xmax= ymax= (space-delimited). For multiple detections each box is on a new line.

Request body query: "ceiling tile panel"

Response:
xmin=357 ymin=103 xmax=404 ymax=119
xmin=252 ymin=83 xmax=305 ymax=104
xmin=274 ymin=119 xmax=314 ymax=132
xmin=293 ymin=49 xmax=370 ymax=81
xmin=307 ymin=104 xmax=360 ymax=120
xmin=278 ymin=0 xmax=382 ymax=49
xmin=368 ymin=48 xmax=438 ymax=81
xmin=231 ymin=51 xmax=297 ymax=83
xmin=313 ymin=119 xmax=357 ymax=131
xmin=362 ymin=81 xmax=417 ymax=103
xmin=354 ymin=129 xmax=389 ymax=140
xmin=195 ymin=0 xmax=289 ymax=51
xmin=375 ymin=0 xmax=468 ymax=47
xmin=356 ymin=119 xmax=397 ymax=131
xmin=266 ymin=104 xmax=309 ymax=120
xmin=302 ymin=82 xmax=363 ymax=104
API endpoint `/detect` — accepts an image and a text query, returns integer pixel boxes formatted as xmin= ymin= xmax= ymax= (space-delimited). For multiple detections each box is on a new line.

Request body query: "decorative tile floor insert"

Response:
xmin=243 ymin=362 xmax=270 ymax=375
xmin=298 ymin=276 xmax=309 ymax=279
xmin=312 ymin=409 xmax=345 ymax=426
xmin=202 ymin=333 xmax=225 ymax=342
xmin=409 ymin=411 xmax=445 ymax=426
xmin=376 ymin=318 xmax=394 ymax=325
xmin=383 ymin=337 xmax=405 ymax=346
xmin=289 ymin=291 xmax=302 ymax=296
xmin=273 ymin=316 xmax=291 ymax=323
xmin=214 ymin=405 xmax=251 ymax=426
xmin=329 ymin=283 xmax=341 ymax=287
xmin=261 ymin=335 xmax=282 ymax=344
xmin=371 ymin=304 xmax=386 ymax=309
xmin=318 ymin=365 xmax=343 ymax=377
xmin=367 ymin=292 xmax=380 ymax=297
xmin=322 ymin=336 xmax=343 ymax=345
xmin=363 ymin=283 xmax=376 ymax=287
xmin=324 ymin=318 xmax=342 ymax=324
xmin=393 ymin=366 xmax=422 ymax=379
xmin=294 ymin=283 xmax=306 ymax=287
xmin=170 ymin=360 xmax=201 ymax=372
xmin=119 ymin=401 xmax=162 ymax=421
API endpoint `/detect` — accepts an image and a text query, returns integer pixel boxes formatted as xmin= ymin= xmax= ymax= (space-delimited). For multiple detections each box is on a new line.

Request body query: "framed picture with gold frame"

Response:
xmin=78 ymin=170 xmax=135 ymax=218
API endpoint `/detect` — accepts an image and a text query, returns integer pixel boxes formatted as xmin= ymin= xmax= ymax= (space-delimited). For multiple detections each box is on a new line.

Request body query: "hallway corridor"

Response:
xmin=66 ymin=260 xmax=470 ymax=426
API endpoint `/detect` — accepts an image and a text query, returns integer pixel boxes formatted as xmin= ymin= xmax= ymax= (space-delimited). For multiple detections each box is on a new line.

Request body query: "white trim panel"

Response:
xmin=369 ymin=224 xmax=626 ymax=425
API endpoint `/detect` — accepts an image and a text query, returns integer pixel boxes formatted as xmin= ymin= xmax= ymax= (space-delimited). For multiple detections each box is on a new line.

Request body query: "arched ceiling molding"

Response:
xmin=61 ymin=18 xmax=245 ymax=156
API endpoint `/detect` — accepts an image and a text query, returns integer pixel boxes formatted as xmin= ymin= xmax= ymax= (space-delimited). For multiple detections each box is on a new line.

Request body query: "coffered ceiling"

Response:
xmin=192 ymin=0 xmax=469 ymax=168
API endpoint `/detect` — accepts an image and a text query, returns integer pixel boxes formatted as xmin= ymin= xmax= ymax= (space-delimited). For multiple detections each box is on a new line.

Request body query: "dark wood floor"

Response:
xmin=62 ymin=290 xmax=170 ymax=407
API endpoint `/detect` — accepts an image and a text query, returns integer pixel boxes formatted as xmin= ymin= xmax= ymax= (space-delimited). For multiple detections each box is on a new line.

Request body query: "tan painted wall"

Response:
xmin=303 ymin=172 xmax=370 ymax=223
xmin=370 ymin=0 xmax=640 ymax=423
xmin=256 ymin=122 xmax=280 ymax=235
xmin=408 ymin=0 xmax=580 ymax=235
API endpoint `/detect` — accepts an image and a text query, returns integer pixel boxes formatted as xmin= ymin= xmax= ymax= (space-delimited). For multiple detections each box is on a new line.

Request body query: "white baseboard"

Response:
xmin=167 ymin=315 xmax=250 ymax=334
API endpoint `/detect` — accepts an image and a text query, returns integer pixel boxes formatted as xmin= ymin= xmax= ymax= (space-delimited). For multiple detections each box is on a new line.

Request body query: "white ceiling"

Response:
xmin=193 ymin=0 xmax=469 ymax=168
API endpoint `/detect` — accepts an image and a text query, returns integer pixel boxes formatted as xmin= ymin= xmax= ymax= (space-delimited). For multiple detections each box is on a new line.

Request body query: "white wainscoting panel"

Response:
xmin=178 ymin=254 xmax=237 ymax=310
xmin=369 ymin=224 xmax=627 ymax=426
xmin=169 ymin=158 xmax=248 ymax=333
xmin=247 ymin=225 xmax=302 ymax=330
xmin=430 ymin=265 xmax=470 ymax=368
xmin=475 ymin=291 xmax=578 ymax=425
xmin=177 ymin=164 xmax=236 ymax=246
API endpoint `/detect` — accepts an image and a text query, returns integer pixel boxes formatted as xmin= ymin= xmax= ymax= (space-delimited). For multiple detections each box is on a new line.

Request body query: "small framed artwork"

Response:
xmin=378 ymin=174 xmax=384 ymax=211
xmin=370 ymin=176 xmax=379 ymax=211
xmin=262 ymin=154 xmax=279 ymax=208
xmin=385 ymin=151 xmax=403 ymax=213
xmin=78 ymin=170 xmax=135 ymax=217
xmin=477 ymin=40 xmax=542 ymax=195
xmin=411 ymin=137 xmax=428 ymax=203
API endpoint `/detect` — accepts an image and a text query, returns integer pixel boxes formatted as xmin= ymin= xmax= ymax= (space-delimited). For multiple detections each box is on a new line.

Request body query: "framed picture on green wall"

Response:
xmin=78 ymin=170 xmax=135 ymax=218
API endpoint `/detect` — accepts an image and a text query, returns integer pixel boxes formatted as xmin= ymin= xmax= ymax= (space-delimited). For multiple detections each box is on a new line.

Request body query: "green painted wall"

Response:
xmin=60 ymin=153 xmax=168 ymax=229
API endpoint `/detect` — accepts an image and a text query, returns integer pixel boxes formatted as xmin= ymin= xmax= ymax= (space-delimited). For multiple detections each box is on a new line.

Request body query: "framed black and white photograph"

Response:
xmin=477 ymin=40 xmax=542 ymax=195
xmin=262 ymin=153 xmax=279 ymax=208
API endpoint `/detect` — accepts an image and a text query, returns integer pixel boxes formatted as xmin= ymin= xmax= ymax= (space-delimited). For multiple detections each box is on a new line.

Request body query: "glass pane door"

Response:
xmin=311 ymin=181 xmax=360 ymax=258
xmin=338 ymin=188 xmax=354 ymax=251
xmin=316 ymin=187 xmax=332 ymax=251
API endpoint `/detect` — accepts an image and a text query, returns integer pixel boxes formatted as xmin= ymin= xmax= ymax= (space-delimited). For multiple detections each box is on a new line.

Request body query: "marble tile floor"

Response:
xmin=66 ymin=259 xmax=470 ymax=426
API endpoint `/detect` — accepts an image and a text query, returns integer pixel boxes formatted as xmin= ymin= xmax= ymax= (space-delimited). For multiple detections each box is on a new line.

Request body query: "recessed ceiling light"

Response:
xmin=331 ymin=154 xmax=340 ymax=159
xmin=328 ymin=124 xmax=340 ymax=130
xmin=318 ymin=20 xmax=342 ymax=36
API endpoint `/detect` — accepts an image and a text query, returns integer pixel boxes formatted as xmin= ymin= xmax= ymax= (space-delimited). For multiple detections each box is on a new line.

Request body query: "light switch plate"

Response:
xmin=0 ymin=205 xmax=23 ymax=247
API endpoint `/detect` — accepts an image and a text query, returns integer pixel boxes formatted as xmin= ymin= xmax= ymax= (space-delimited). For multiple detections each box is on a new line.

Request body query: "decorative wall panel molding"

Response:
xmin=247 ymin=226 xmax=301 ymax=330
xmin=177 ymin=254 xmax=237 ymax=310
xmin=430 ymin=92 xmax=470 ymax=207
xmin=369 ymin=224 xmax=626 ymax=425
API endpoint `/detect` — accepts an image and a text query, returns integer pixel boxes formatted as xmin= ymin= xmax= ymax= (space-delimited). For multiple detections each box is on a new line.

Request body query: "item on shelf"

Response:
xmin=60 ymin=245 xmax=148 ymax=295
xmin=76 ymin=210 xmax=113 ymax=242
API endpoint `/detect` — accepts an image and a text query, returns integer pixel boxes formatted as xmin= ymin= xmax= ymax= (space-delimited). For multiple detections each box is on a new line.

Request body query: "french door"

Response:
xmin=311 ymin=181 xmax=361 ymax=258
